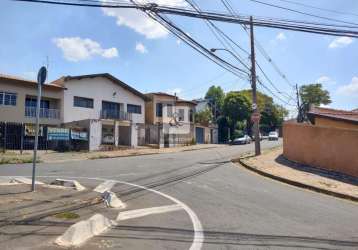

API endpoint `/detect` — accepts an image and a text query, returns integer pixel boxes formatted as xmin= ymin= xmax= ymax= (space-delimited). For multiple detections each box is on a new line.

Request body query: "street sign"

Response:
xmin=32 ymin=66 xmax=47 ymax=192
xmin=37 ymin=66 xmax=47 ymax=85
xmin=251 ymin=113 xmax=261 ymax=123
xmin=252 ymin=103 xmax=257 ymax=110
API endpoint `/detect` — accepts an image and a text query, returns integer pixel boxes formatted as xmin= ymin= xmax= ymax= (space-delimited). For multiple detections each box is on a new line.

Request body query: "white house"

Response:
xmin=52 ymin=73 xmax=147 ymax=150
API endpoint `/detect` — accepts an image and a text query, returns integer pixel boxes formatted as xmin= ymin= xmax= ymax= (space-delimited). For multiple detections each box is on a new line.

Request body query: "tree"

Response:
xmin=205 ymin=86 xmax=225 ymax=118
xmin=300 ymin=83 xmax=331 ymax=106
xmin=195 ymin=108 xmax=213 ymax=125
xmin=238 ymin=89 xmax=288 ymax=134
xmin=223 ymin=92 xmax=251 ymax=139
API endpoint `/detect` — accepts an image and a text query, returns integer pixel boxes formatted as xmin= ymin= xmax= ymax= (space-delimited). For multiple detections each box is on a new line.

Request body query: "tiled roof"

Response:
xmin=146 ymin=92 xmax=176 ymax=97
xmin=308 ymin=106 xmax=358 ymax=123
xmin=0 ymin=73 xmax=64 ymax=89
xmin=52 ymin=73 xmax=148 ymax=100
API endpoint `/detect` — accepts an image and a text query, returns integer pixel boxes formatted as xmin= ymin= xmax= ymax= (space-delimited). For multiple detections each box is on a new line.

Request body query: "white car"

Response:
xmin=232 ymin=135 xmax=251 ymax=145
xmin=268 ymin=131 xmax=279 ymax=141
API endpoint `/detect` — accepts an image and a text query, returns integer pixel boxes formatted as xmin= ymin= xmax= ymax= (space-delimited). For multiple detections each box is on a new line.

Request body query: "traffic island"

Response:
xmin=234 ymin=147 xmax=358 ymax=202
xmin=0 ymin=178 xmax=122 ymax=250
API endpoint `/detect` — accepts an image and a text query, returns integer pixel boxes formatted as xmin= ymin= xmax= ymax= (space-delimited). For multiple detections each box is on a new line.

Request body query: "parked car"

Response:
xmin=232 ymin=135 xmax=251 ymax=145
xmin=268 ymin=131 xmax=279 ymax=141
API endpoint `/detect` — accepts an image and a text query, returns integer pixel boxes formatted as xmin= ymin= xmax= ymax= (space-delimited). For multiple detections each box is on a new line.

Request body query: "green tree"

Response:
xmin=205 ymin=86 xmax=225 ymax=117
xmin=223 ymin=92 xmax=251 ymax=139
xmin=238 ymin=89 xmax=288 ymax=134
xmin=299 ymin=83 xmax=331 ymax=106
xmin=195 ymin=108 xmax=213 ymax=125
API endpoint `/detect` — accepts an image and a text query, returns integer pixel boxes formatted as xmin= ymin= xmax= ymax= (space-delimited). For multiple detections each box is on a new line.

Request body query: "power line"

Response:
xmin=273 ymin=0 xmax=358 ymax=18
xmin=14 ymin=0 xmax=358 ymax=38
xmin=185 ymin=0 xmax=250 ymax=70
xmin=221 ymin=0 xmax=296 ymax=104
xmin=248 ymin=0 xmax=358 ymax=27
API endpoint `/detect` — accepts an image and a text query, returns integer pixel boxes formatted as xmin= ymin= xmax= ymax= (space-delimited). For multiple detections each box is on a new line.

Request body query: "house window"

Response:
xmin=156 ymin=103 xmax=163 ymax=117
xmin=25 ymin=98 xmax=49 ymax=109
xmin=167 ymin=104 xmax=173 ymax=117
xmin=0 ymin=92 xmax=17 ymax=106
xmin=74 ymin=96 xmax=93 ymax=108
xmin=178 ymin=109 xmax=184 ymax=121
xmin=127 ymin=104 xmax=141 ymax=114
xmin=189 ymin=109 xmax=194 ymax=122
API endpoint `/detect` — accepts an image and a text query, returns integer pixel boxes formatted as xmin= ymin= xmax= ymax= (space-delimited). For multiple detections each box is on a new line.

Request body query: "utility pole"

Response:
xmin=295 ymin=83 xmax=300 ymax=122
xmin=250 ymin=16 xmax=261 ymax=156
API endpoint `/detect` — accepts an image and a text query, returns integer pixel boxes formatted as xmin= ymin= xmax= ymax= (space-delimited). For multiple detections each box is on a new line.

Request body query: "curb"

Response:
xmin=55 ymin=213 xmax=115 ymax=247
xmin=236 ymin=157 xmax=358 ymax=203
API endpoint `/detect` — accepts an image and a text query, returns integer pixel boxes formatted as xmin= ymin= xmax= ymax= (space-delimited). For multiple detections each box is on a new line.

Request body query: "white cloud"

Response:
xmin=316 ymin=75 xmax=335 ymax=85
xmin=101 ymin=0 xmax=187 ymax=39
xmin=329 ymin=36 xmax=353 ymax=48
xmin=276 ymin=32 xmax=286 ymax=41
xmin=53 ymin=37 xmax=118 ymax=62
xmin=176 ymin=39 xmax=182 ymax=45
xmin=167 ymin=88 xmax=182 ymax=95
xmin=135 ymin=42 xmax=148 ymax=53
xmin=337 ymin=77 xmax=358 ymax=96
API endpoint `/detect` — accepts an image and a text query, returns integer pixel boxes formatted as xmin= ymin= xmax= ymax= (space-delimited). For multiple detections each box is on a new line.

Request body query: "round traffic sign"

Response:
xmin=37 ymin=66 xmax=47 ymax=85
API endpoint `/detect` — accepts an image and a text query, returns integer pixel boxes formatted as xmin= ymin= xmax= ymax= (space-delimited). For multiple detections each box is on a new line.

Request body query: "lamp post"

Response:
xmin=211 ymin=33 xmax=261 ymax=156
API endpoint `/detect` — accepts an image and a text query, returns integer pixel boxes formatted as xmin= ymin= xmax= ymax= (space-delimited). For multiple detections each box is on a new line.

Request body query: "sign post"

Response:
xmin=31 ymin=66 xmax=47 ymax=192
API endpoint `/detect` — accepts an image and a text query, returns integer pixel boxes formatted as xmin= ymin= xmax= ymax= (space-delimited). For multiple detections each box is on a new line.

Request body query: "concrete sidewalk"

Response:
xmin=236 ymin=147 xmax=358 ymax=202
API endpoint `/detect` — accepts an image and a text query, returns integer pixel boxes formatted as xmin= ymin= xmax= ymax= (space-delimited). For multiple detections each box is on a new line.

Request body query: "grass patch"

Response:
xmin=0 ymin=154 xmax=38 ymax=164
xmin=54 ymin=211 xmax=80 ymax=220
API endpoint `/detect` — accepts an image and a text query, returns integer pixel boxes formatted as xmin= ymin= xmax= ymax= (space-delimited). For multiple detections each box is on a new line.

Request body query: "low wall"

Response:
xmin=283 ymin=122 xmax=358 ymax=177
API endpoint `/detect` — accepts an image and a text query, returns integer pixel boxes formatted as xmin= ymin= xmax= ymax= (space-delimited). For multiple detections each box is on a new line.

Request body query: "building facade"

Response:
xmin=145 ymin=92 xmax=196 ymax=147
xmin=53 ymin=73 xmax=148 ymax=150
xmin=0 ymin=73 xmax=147 ymax=151
xmin=0 ymin=74 xmax=64 ymax=125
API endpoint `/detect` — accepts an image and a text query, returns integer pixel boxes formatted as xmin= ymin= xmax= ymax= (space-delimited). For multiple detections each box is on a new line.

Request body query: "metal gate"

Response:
xmin=195 ymin=127 xmax=204 ymax=144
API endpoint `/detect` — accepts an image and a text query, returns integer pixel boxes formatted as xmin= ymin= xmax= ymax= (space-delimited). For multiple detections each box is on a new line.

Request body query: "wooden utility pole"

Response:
xmin=250 ymin=16 xmax=261 ymax=156
xmin=295 ymin=83 xmax=300 ymax=122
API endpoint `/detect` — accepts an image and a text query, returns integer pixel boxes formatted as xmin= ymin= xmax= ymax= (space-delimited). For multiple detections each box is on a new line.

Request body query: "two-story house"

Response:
xmin=0 ymin=73 xmax=147 ymax=151
xmin=52 ymin=73 xmax=148 ymax=150
xmin=0 ymin=74 xmax=64 ymax=125
xmin=145 ymin=92 xmax=196 ymax=147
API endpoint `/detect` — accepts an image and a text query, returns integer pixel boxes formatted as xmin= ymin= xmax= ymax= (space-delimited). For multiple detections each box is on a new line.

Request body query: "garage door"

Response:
xmin=195 ymin=127 xmax=204 ymax=144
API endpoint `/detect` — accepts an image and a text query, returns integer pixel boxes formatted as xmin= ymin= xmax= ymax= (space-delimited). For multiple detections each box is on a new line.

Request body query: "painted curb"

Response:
xmin=55 ymin=213 xmax=115 ymax=247
xmin=102 ymin=191 xmax=126 ymax=209
xmin=51 ymin=179 xmax=86 ymax=191
xmin=236 ymin=157 xmax=358 ymax=203
xmin=11 ymin=177 xmax=44 ymax=185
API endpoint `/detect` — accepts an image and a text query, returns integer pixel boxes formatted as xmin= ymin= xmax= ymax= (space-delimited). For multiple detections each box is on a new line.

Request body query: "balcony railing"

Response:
xmin=100 ymin=110 xmax=132 ymax=121
xmin=25 ymin=107 xmax=60 ymax=119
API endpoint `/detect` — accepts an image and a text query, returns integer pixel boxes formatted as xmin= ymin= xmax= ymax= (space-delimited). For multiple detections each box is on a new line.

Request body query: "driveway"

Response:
xmin=0 ymin=139 xmax=357 ymax=249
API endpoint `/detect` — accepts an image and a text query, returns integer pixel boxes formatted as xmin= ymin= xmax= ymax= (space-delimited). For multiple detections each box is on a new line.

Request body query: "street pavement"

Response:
xmin=0 ymin=139 xmax=357 ymax=249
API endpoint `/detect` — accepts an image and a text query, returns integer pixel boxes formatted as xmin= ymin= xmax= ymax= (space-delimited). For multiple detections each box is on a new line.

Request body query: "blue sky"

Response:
xmin=1 ymin=0 xmax=358 ymax=115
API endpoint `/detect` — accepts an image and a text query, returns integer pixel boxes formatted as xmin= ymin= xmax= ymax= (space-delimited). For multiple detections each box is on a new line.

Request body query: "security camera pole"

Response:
xmin=31 ymin=66 xmax=47 ymax=192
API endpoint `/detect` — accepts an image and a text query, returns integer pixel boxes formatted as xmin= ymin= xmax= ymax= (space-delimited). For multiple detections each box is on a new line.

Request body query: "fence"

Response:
xmin=283 ymin=121 xmax=358 ymax=178
xmin=0 ymin=122 xmax=88 ymax=152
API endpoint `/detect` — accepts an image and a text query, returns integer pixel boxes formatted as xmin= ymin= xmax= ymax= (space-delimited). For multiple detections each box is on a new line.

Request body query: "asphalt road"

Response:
xmin=1 ymin=140 xmax=357 ymax=249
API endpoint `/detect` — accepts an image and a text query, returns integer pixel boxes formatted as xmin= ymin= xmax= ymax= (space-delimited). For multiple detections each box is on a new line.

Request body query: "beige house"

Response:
xmin=0 ymin=74 xmax=64 ymax=125
xmin=0 ymin=73 xmax=147 ymax=151
xmin=145 ymin=92 xmax=196 ymax=147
